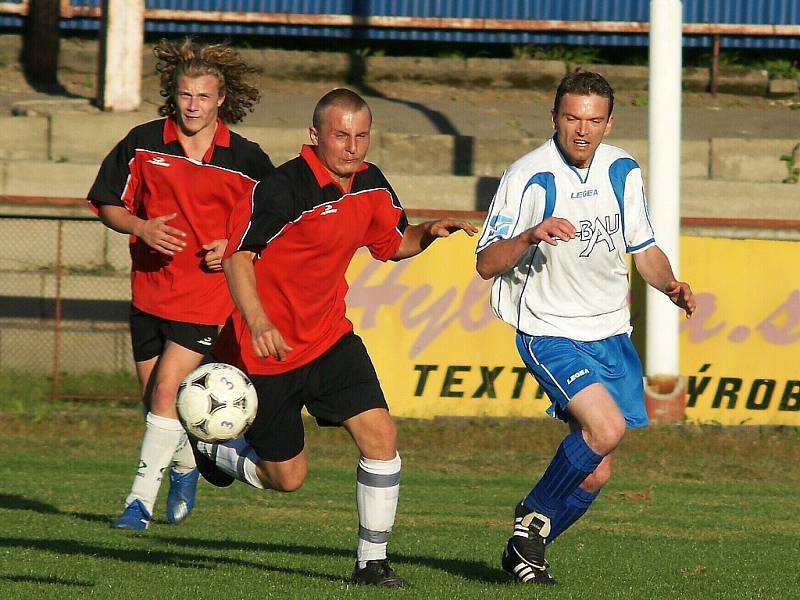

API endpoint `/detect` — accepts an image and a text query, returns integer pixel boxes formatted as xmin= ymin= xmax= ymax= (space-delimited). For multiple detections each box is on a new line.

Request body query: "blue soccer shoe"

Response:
xmin=166 ymin=466 xmax=200 ymax=524
xmin=113 ymin=499 xmax=152 ymax=530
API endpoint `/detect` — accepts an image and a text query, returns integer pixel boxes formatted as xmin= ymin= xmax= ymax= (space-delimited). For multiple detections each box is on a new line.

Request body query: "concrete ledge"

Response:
xmin=682 ymin=179 xmax=800 ymax=220
xmin=48 ymin=36 xmax=780 ymax=97
xmin=35 ymin=107 xmax=792 ymax=182
xmin=237 ymin=125 xmax=307 ymax=166
xmin=388 ymin=174 xmax=800 ymax=217
xmin=583 ymin=63 xmax=649 ymax=91
xmin=386 ymin=173 xmax=499 ymax=211
xmin=711 ymin=138 xmax=795 ymax=183
xmin=376 ymin=132 xmax=464 ymax=175
xmin=1 ymin=133 xmax=794 ymax=194
xmin=0 ymin=116 xmax=48 ymax=159
xmin=613 ymin=139 xmax=711 ymax=180
xmin=3 ymin=160 xmax=97 ymax=197
xmin=49 ymin=112 xmax=144 ymax=163
xmin=715 ymin=67 xmax=768 ymax=96
xmin=465 ymin=58 xmax=566 ymax=90
xmin=768 ymin=78 xmax=799 ymax=98
xmin=364 ymin=56 xmax=468 ymax=85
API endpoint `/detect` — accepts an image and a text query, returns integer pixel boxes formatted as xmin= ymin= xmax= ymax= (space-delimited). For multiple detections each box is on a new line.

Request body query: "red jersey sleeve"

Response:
xmin=364 ymin=177 xmax=407 ymax=262
xmin=225 ymin=191 xmax=256 ymax=260
xmin=87 ymin=126 xmax=143 ymax=217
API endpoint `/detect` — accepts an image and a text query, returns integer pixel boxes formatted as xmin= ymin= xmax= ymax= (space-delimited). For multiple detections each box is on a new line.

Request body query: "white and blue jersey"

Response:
xmin=476 ymin=137 xmax=655 ymax=342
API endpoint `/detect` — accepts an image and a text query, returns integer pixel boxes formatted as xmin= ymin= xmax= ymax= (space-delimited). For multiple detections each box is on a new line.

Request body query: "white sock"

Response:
xmin=197 ymin=438 xmax=264 ymax=489
xmin=356 ymin=453 xmax=401 ymax=567
xmin=125 ymin=412 xmax=184 ymax=515
xmin=171 ymin=432 xmax=197 ymax=473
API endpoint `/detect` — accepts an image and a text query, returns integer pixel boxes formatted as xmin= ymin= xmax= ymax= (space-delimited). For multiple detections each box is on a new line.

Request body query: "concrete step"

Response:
xmin=1 ymin=111 xmax=796 ymax=183
xmin=49 ymin=37 xmax=785 ymax=98
xmin=1 ymin=164 xmax=797 ymax=224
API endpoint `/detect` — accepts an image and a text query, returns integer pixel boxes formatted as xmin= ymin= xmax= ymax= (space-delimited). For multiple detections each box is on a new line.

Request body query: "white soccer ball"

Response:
xmin=177 ymin=362 xmax=258 ymax=443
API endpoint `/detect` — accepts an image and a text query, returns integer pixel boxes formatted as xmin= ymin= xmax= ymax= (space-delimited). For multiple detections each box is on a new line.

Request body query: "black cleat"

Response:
xmin=187 ymin=435 xmax=234 ymax=488
xmin=501 ymin=502 xmax=557 ymax=585
xmin=511 ymin=502 xmax=549 ymax=567
xmin=351 ymin=559 xmax=410 ymax=588
xmin=502 ymin=538 xmax=557 ymax=585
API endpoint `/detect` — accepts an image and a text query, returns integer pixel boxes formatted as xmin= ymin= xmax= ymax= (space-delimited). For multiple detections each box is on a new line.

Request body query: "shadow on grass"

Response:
xmin=0 ymin=493 xmax=113 ymax=525
xmin=0 ymin=574 xmax=94 ymax=588
xmin=0 ymin=493 xmax=60 ymax=514
xmin=157 ymin=535 xmax=508 ymax=584
xmin=0 ymin=491 xmax=505 ymax=583
xmin=0 ymin=536 xmax=342 ymax=583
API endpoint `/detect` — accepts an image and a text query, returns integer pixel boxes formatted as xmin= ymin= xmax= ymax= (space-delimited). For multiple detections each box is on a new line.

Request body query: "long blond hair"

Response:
xmin=154 ymin=37 xmax=261 ymax=124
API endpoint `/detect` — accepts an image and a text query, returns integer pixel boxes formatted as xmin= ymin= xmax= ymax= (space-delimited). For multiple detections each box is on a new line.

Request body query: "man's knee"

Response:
xmin=346 ymin=409 xmax=398 ymax=460
xmin=598 ymin=417 xmax=626 ymax=453
xmin=361 ymin=432 xmax=397 ymax=460
xmin=258 ymin=459 xmax=307 ymax=493
xmin=149 ymin=380 xmax=179 ymax=413
xmin=582 ymin=412 xmax=626 ymax=455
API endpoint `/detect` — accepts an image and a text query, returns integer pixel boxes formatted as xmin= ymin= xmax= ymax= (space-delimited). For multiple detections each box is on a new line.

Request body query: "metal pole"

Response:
xmin=710 ymin=34 xmax=720 ymax=97
xmin=647 ymin=0 xmax=683 ymax=377
xmin=51 ymin=220 xmax=64 ymax=400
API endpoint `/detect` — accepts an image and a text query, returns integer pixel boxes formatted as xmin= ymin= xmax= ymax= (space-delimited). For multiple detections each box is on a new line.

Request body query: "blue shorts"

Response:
xmin=516 ymin=332 xmax=648 ymax=428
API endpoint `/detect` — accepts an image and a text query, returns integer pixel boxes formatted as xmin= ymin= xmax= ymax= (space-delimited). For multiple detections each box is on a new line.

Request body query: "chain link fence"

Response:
xmin=0 ymin=209 xmax=139 ymax=400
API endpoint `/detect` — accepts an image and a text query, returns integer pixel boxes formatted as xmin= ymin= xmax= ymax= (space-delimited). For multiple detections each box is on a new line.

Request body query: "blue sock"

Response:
xmin=546 ymin=487 xmax=598 ymax=544
xmin=523 ymin=430 xmax=603 ymax=520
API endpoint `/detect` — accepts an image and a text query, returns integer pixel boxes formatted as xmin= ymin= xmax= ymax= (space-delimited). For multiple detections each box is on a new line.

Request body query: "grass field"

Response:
xmin=1 ymin=400 xmax=799 ymax=599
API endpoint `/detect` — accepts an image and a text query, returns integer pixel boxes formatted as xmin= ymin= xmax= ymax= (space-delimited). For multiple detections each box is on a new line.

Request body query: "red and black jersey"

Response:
xmin=87 ymin=117 xmax=273 ymax=325
xmin=216 ymin=144 xmax=408 ymax=375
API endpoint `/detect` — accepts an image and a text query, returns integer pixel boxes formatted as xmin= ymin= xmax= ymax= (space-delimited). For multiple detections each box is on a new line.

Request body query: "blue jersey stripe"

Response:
xmin=608 ymin=157 xmax=638 ymax=242
xmin=524 ymin=172 xmax=556 ymax=220
xmin=627 ymin=238 xmax=655 ymax=253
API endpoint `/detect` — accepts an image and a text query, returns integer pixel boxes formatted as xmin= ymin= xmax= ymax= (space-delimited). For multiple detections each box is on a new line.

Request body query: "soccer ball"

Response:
xmin=177 ymin=363 xmax=258 ymax=443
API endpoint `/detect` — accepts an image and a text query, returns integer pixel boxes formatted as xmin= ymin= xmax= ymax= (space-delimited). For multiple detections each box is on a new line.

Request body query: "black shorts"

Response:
xmin=245 ymin=333 xmax=388 ymax=462
xmin=129 ymin=305 xmax=219 ymax=362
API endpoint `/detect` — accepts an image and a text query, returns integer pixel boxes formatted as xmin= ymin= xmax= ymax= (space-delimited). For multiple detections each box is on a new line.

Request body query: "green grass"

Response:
xmin=1 ymin=409 xmax=798 ymax=599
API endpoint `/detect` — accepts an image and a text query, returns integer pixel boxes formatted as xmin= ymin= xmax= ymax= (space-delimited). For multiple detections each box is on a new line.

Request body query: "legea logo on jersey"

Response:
xmin=320 ymin=204 xmax=338 ymax=216
xmin=147 ymin=156 xmax=171 ymax=167
xmin=578 ymin=214 xmax=620 ymax=257
xmin=487 ymin=214 xmax=514 ymax=238
xmin=571 ymin=188 xmax=598 ymax=199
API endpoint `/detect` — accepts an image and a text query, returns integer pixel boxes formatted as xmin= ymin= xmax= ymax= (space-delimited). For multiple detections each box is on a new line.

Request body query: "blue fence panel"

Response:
xmin=48 ymin=1 xmax=800 ymax=50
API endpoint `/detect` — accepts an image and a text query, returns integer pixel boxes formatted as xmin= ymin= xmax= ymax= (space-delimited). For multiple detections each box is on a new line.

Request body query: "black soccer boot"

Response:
xmin=501 ymin=502 xmax=557 ymax=585
xmin=187 ymin=435 xmax=234 ymax=487
xmin=351 ymin=559 xmax=411 ymax=588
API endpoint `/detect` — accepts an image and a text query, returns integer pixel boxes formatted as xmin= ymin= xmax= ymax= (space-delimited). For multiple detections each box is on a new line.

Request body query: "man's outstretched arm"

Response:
xmin=391 ymin=218 xmax=478 ymax=261
xmin=633 ymin=245 xmax=696 ymax=318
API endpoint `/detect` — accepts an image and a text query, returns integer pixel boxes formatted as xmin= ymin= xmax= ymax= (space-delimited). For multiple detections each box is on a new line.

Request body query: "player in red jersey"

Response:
xmin=88 ymin=38 xmax=273 ymax=530
xmin=190 ymin=88 xmax=477 ymax=587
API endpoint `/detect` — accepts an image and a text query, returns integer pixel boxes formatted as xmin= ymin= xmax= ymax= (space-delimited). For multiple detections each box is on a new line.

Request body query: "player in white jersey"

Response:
xmin=476 ymin=71 xmax=695 ymax=585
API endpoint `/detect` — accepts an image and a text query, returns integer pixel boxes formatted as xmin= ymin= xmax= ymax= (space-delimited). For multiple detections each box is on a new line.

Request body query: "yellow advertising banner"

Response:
xmin=345 ymin=233 xmax=800 ymax=426
xmin=680 ymin=237 xmax=800 ymax=426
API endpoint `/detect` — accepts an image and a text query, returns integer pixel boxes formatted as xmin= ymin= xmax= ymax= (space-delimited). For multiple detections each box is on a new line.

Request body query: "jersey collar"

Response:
xmin=551 ymin=135 xmax=593 ymax=185
xmin=163 ymin=117 xmax=231 ymax=162
xmin=300 ymin=144 xmax=368 ymax=193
